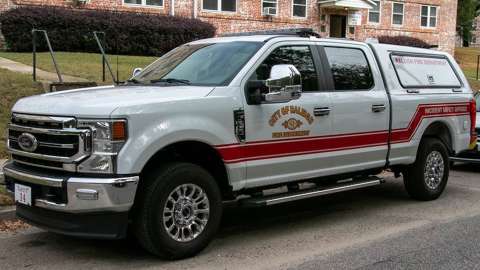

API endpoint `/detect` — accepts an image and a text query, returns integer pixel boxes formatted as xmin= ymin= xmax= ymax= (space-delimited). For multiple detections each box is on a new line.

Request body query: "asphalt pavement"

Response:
xmin=1 ymin=164 xmax=480 ymax=270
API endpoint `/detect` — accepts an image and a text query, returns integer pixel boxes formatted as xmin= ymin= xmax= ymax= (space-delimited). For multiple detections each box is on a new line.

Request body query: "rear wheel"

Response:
xmin=133 ymin=162 xmax=222 ymax=259
xmin=403 ymin=138 xmax=450 ymax=201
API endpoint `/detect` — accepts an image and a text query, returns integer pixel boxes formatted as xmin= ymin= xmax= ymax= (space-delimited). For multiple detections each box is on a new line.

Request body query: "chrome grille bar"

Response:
xmin=9 ymin=137 xmax=77 ymax=149
xmin=7 ymin=115 xmax=92 ymax=172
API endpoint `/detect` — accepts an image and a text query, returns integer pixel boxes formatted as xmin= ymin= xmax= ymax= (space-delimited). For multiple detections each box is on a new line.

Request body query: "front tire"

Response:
xmin=133 ymin=162 xmax=222 ymax=259
xmin=403 ymin=138 xmax=450 ymax=201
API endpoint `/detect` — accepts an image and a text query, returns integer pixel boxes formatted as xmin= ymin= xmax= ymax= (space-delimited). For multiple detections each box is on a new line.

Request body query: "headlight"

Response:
xmin=77 ymin=119 xmax=127 ymax=174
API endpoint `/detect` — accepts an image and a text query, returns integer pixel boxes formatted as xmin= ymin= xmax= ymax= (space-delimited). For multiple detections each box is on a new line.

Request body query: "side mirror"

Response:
xmin=264 ymin=64 xmax=302 ymax=103
xmin=132 ymin=67 xmax=143 ymax=77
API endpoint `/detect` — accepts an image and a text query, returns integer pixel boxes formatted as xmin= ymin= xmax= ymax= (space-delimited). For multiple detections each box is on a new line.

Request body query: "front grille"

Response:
xmin=7 ymin=114 xmax=91 ymax=172
xmin=12 ymin=155 xmax=65 ymax=170
xmin=8 ymin=129 xmax=79 ymax=157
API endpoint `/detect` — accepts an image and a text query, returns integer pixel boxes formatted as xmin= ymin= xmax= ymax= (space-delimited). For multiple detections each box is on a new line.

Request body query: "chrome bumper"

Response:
xmin=3 ymin=163 xmax=139 ymax=213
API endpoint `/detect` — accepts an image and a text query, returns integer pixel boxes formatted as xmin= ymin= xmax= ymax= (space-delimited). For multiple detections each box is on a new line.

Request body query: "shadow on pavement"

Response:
xmin=451 ymin=163 xmax=480 ymax=173
xmin=14 ymin=179 xmax=412 ymax=264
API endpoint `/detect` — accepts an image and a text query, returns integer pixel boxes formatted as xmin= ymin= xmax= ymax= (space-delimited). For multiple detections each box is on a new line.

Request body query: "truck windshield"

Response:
xmin=131 ymin=41 xmax=262 ymax=86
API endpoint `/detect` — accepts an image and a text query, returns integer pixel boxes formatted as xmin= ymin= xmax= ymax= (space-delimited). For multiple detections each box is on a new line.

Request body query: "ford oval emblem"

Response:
xmin=18 ymin=133 xmax=38 ymax=152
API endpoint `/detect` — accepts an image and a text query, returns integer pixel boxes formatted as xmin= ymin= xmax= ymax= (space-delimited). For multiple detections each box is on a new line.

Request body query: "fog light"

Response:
xmin=76 ymin=189 xmax=99 ymax=200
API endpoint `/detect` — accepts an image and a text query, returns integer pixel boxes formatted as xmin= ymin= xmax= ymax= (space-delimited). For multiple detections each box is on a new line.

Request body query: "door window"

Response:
xmin=324 ymin=47 xmax=374 ymax=91
xmin=250 ymin=45 xmax=319 ymax=92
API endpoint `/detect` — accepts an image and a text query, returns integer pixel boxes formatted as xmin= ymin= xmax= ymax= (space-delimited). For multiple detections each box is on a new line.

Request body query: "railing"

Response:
xmin=32 ymin=29 xmax=63 ymax=83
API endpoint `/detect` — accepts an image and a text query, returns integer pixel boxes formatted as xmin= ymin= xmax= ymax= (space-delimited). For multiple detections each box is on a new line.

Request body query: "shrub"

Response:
xmin=0 ymin=6 xmax=216 ymax=56
xmin=378 ymin=36 xmax=432 ymax=49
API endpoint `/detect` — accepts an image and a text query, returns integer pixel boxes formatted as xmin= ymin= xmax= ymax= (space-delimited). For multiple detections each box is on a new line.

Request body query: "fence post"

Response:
xmin=32 ymin=29 xmax=37 ymax=82
xmin=477 ymin=55 xmax=480 ymax=81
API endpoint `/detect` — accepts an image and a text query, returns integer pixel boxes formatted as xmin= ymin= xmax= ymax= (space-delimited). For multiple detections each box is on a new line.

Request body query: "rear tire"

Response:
xmin=403 ymin=138 xmax=450 ymax=201
xmin=133 ymin=162 xmax=222 ymax=259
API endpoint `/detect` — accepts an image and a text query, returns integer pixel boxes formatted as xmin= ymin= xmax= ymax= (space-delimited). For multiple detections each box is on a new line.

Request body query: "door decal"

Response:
xmin=216 ymin=102 xmax=471 ymax=163
xmin=269 ymin=106 xmax=314 ymax=138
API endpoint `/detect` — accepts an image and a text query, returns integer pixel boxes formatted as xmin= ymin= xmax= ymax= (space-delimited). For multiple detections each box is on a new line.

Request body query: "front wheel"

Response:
xmin=403 ymin=138 xmax=450 ymax=201
xmin=133 ymin=162 xmax=223 ymax=259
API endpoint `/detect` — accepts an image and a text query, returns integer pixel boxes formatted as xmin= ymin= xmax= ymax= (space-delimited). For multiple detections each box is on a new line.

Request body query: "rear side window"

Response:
xmin=324 ymin=47 xmax=374 ymax=91
xmin=391 ymin=54 xmax=461 ymax=88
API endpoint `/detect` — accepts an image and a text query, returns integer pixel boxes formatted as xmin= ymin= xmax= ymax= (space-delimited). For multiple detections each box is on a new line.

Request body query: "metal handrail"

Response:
xmin=32 ymin=29 xmax=63 ymax=83
xmin=93 ymin=31 xmax=117 ymax=84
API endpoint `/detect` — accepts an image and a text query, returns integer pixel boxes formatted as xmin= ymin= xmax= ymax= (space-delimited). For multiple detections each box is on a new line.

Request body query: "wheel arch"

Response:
xmin=421 ymin=121 xmax=454 ymax=154
xmin=139 ymin=140 xmax=233 ymax=199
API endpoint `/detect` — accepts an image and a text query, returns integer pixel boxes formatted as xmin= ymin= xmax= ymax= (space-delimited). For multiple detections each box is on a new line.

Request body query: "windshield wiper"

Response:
xmin=150 ymin=78 xmax=191 ymax=85
xmin=126 ymin=78 xmax=143 ymax=84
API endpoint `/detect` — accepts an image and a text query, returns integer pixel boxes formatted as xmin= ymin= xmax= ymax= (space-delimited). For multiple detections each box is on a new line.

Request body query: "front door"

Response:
xmin=330 ymin=15 xmax=346 ymax=38
xmin=242 ymin=42 xmax=332 ymax=188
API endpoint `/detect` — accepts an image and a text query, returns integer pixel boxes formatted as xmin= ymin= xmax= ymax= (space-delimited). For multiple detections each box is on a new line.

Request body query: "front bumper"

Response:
xmin=2 ymin=162 xmax=139 ymax=239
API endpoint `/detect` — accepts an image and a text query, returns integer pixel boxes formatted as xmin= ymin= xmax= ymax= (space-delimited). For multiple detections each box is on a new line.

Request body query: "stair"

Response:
xmin=239 ymin=176 xmax=385 ymax=207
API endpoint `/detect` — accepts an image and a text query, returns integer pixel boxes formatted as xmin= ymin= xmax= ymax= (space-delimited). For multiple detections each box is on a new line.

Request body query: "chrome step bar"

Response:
xmin=240 ymin=176 xmax=385 ymax=207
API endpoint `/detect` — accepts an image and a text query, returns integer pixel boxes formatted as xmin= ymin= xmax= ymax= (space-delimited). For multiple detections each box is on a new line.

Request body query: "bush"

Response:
xmin=378 ymin=36 xmax=432 ymax=49
xmin=0 ymin=6 xmax=216 ymax=56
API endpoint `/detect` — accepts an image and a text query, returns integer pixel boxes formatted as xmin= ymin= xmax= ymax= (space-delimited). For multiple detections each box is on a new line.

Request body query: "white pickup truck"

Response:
xmin=2 ymin=29 xmax=477 ymax=259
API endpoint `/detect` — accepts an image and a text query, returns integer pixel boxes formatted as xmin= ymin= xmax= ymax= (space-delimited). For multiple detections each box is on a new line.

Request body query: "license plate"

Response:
xmin=15 ymin=184 xmax=32 ymax=206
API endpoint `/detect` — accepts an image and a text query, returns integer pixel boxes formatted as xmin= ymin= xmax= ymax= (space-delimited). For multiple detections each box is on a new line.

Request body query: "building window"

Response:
xmin=392 ymin=2 xmax=404 ymax=26
xmin=262 ymin=0 xmax=278 ymax=16
xmin=421 ymin=5 xmax=437 ymax=28
xmin=124 ymin=0 xmax=163 ymax=7
xmin=368 ymin=1 xmax=380 ymax=23
xmin=203 ymin=0 xmax=236 ymax=12
xmin=293 ymin=0 xmax=307 ymax=18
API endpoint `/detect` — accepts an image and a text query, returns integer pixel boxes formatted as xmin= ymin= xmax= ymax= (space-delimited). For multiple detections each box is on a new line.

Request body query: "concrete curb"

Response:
xmin=0 ymin=206 xmax=16 ymax=221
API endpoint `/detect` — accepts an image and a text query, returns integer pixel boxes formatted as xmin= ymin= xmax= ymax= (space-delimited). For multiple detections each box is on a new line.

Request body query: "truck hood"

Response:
xmin=12 ymin=85 xmax=215 ymax=117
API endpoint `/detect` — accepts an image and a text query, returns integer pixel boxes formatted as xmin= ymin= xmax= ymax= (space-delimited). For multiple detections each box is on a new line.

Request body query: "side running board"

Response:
xmin=240 ymin=176 xmax=385 ymax=207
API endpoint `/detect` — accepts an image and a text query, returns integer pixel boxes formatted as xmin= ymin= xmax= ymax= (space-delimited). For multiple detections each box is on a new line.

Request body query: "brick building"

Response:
xmin=470 ymin=15 xmax=480 ymax=47
xmin=0 ymin=0 xmax=458 ymax=54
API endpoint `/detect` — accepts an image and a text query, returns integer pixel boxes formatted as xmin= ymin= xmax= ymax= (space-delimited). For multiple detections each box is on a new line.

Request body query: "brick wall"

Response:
xmin=471 ymin=15 xmax=480 ymax=47
xmin=355 ymin=0 xmax=458 ymax=55
xmin=197 ymin=0 xmax=321 ymax=34
xmin=0 ymin=0 xmax=458 ymax=54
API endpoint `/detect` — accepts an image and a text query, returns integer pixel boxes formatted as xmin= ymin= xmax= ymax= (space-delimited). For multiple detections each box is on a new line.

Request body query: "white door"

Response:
xmin=241 ymin=43 xmax=333 ymax=188
xmin=318 ymin=44 xmax=390 ymax=173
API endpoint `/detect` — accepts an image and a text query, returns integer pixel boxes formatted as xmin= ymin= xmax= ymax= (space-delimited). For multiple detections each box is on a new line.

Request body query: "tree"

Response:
xmin=457 ymin=0 xmax=480 ymax=47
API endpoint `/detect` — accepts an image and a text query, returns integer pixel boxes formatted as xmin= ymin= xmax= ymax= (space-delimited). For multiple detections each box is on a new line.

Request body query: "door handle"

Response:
xmin=406 ymin=89 xmax=420 ymax=94
xmin=371 ymin=104 xmax=386 ymax=113
xmin=314 ymin=107 xmax=330 ymax=116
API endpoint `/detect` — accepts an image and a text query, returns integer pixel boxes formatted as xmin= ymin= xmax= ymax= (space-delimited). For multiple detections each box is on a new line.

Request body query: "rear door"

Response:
xmin=317 ymin=43 xmax=390 ymax=172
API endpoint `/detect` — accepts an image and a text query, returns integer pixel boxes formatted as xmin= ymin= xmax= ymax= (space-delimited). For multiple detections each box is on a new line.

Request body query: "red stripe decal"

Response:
xmin=216 ymin=103 xmax=470 ymax=163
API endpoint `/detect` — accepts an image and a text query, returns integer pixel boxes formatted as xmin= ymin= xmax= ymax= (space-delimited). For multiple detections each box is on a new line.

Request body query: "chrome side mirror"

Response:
xmin=264 ymin=64 xmax=302 ymax=103
xmin=132 ymin=67 xmax=143 ymax=77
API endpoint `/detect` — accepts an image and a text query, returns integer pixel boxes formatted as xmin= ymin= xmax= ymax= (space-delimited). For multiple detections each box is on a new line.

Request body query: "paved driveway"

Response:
xmin=1 ymin=165 xmax=480 ymax=270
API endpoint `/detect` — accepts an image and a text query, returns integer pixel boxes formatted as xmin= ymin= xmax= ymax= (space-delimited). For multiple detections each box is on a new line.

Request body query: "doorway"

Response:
xmin=330 ymin=15 xmax=346 ymax=38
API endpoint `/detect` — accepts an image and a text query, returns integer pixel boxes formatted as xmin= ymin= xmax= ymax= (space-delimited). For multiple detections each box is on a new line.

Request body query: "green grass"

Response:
xmin=0 ymin=52 xmax=156 ymax=84
xmin=454 ymin=47 xmax=480 ymax=91
xmin=0 ymin=185 xmax=13 ymax=206
xmin=0 ymin=68 xmax=43 ymax=158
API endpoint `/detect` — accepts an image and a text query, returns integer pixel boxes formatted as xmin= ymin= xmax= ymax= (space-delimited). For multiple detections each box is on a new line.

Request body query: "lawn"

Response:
xmin=454 ymin=47 xmax=480 ymax=91
xmin=0 ymin=52 xmax=156 ymax=84
xmin=0 ymin=185 xmax=13 ymax=206
xmin=0 ymin=68 xmax=43 ymax=158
